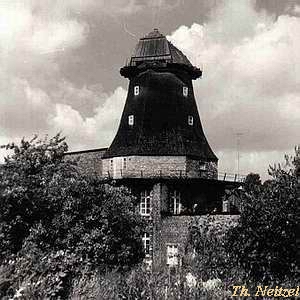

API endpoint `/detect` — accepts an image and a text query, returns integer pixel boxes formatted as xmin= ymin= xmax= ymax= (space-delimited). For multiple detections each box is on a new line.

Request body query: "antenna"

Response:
xmin=235 ymin=132 xmax=244 ymax=176
xmin=152 ymin=0 xmax=163 ymax=29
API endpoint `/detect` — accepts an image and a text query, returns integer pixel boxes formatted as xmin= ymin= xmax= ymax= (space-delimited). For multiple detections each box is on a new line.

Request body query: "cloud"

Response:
xmin=49 ymin=86 xmax=126 ymax=151
xmin=0 ymin=1 xmax=88 ymax=56
xmin=0 ymin=0 xmax=298 ymax=180
xmin=168 ymin=0 xmax=300 ymax=177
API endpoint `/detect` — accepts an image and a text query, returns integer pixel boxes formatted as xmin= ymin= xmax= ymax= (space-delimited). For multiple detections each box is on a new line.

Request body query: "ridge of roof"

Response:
xmin=65 ymin=147 xmax=108 ymax=155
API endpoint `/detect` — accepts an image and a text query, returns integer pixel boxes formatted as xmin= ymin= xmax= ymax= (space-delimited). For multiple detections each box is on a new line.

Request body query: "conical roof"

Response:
xmin=129 ymin=28 xmax=192 ymax=67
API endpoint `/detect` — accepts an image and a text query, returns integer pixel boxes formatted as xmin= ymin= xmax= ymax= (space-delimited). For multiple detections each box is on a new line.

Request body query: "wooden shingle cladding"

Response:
xmin=124 ymin=29 xmax=199 ymax=79
xmin=105 ymin=29 xmax=216 ymax=163
xmin=103 ymin=69 xmax=217 ymax=162
xmin=129 ymin=29 xmax=192 ymax=67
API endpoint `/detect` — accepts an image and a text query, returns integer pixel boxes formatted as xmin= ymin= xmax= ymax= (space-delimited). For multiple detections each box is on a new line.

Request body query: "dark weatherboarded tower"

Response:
xmin=66 ymin=29 xmax=243 ymax=271
xmin=102 ymin=28 xmax=218 ymax=179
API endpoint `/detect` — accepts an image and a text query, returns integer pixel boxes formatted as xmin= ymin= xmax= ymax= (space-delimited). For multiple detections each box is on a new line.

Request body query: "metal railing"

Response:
xmin=104 ymin=169 xmax=245 ymax=183
xmin=218 ymin=172 xmax=246 ymax=183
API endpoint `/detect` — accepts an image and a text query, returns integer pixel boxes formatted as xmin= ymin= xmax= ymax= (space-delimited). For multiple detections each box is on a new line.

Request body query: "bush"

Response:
xmin=0 ymin=135 xmax=145 ymax=299
xmin=226 ymin=148 xmax=299 ymax=285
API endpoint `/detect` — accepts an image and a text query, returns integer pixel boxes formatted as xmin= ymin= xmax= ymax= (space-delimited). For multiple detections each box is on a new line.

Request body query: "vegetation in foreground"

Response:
xmin=0 ymin=135 xmax=298 ymax=299
xmin=0 ymin=134 xmax=145 ymax=299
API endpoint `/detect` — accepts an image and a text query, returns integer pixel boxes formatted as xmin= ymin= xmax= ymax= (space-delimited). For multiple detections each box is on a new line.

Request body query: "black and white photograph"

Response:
xmin=0 ymin=0 xmax=299 ymax=299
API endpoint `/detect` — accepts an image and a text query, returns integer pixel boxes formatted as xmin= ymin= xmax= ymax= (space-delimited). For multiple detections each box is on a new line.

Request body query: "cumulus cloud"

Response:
xmin=0 ymin=0 xmax=298 ymax=179
xmin=168 ymin=0 xmax=299 ymax=177
xmin=50 ymin=87 xmax=126 ymax=150
xmin=0 ymin=1 xmax=124 ymax=147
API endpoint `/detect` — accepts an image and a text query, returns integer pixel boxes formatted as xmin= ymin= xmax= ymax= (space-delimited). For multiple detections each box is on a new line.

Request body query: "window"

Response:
xmin=223 ymin=200 xmax=229 ymax=213
xmin=134 ymin=86 xmax=139 ymax=96
xmin=128 ymin=115 xmax=134 ymax=125
xmin=110 ymin=159 xmax=113 ymax=170
xmin=140 ymin=190 xmax=152 ymax=216
xmin=183 ymin=86 xmax=188 ymax=97
xmin=170 ymin=190 xmax=181 ymax=215
xmin=167 ymin=244 xmax=178 ymax=266
xmin=123 ymin=157 xmax=127 ymax=170
xmin=188 ymin=115 xmax=193 ymax=126
xmin=142 ymin=232 xmax=150 ymax=255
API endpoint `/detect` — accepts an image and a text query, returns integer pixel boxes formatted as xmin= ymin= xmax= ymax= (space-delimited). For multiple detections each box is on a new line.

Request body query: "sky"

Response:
xmin=0 ymin=0 xmax=299 ymax=180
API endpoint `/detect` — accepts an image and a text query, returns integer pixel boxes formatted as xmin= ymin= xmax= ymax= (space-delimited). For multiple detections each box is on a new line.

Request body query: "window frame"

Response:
xmin=140 ymin=190 xmax=152 ymax=216
xmin=223 ymin=200 xmax=230 ymax=213
xmin=170 ymin=190 xmax=181 ymax=215
xmin=188 ymin=115 xmax=194 ymax=126
xmin=134 ymin=85 xmax=140 ymax=96
xmin=183 ymin=86 xmax=188 ymax=97
xmin=142 ymin=232 xmax=151 ymax=256
xmin=166 ymin=244 xmax=179 ymax=266
xmin=128 ymin=115 xmax=134 ymax=126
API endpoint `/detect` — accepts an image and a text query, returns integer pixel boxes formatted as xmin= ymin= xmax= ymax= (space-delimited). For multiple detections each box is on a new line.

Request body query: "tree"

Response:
xmin=226 ymin=148 xmax=299 ymax=284
xmin=0 ymin=134 xmax=145 ymax=298
xmin=243 ymin=172 xmax=262 ymax=193
xmin=187 ymin=215 xmax=243 ymax=284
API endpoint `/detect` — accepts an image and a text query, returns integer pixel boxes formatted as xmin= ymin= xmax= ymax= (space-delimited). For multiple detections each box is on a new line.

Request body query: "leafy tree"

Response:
xmin=187 ymin=216 xmax=243 ymax=284
xmin=0 ymin=134 xmax=145 ymax=298
xmin=226 ymin=148 xmax=299 ymax=284
xmin=243 ymin=172 xmax=262 ymax=193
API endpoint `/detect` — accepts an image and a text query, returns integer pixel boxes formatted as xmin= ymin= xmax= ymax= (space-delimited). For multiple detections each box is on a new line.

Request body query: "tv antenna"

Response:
xmin=235 ymin=132 xmax=244 ymax=176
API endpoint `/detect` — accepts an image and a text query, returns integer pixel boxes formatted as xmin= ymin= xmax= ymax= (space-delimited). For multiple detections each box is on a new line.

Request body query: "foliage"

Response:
xmin=0 ymin=134 xmax=145 ymax=299
xmin=243 ymin=172 xmax=262 ymax=193
xmin=71 ymin=266 xmax=230 ymax=300
xmin=226 ymin=147 xmax=299 ymax=284
xmin=188 ymin=216 xmax=244 ymax=285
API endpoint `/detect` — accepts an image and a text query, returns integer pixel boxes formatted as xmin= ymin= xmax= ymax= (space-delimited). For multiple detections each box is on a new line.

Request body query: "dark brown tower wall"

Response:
xmin=103 ymin=69 xmax=217 ymax=162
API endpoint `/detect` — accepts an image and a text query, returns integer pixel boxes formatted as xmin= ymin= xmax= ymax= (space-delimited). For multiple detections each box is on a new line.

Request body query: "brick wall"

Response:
xmin=160 ymin=215 xmax=239 ymax=266
xmin=64 ymin=149 xmax=107 ymax=177
xmin=102 ymin=155 xmax=218 ymax=179
xmin=102 ymin=156 xmax=187 ymax=178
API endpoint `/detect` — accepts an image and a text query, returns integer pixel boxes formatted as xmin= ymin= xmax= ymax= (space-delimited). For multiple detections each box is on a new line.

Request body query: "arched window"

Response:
xmin=134 ymin=86 xmax=140 ymax=96
xmin=188 ymin=115 xmax=193 ymax=126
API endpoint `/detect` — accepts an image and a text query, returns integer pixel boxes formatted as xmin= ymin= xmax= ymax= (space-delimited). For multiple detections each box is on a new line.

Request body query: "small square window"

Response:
xmin=167 ymin=244 xmax=178 ymax=266
xmin=128 ymin=115 xmax=134 ymax=125
xmin=183 ymin=86 xmax=188 ymax=97
xmin=188 ymin=115 xmax=193 ymax=126
xmin=134 ymin=86 xmax=139 ymax=96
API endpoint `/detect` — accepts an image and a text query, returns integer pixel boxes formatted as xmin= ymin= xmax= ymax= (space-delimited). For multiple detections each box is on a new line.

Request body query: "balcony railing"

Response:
xmin=217 ymin=172 xmax=246 ymax=183
xmin=104 ymin=169 xmax=245 ymax=183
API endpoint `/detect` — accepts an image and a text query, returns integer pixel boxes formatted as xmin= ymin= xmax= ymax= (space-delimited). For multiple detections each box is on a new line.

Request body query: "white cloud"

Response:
xmin=0 ymin=0 xmax=299 ymax=181
xmin=0 ymin=2 xmax=88 ymax=56
xmin=50 ymin=87 xmax=127 ymax=151
xmin=168 ymin=0 xmax=300 ymax=178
